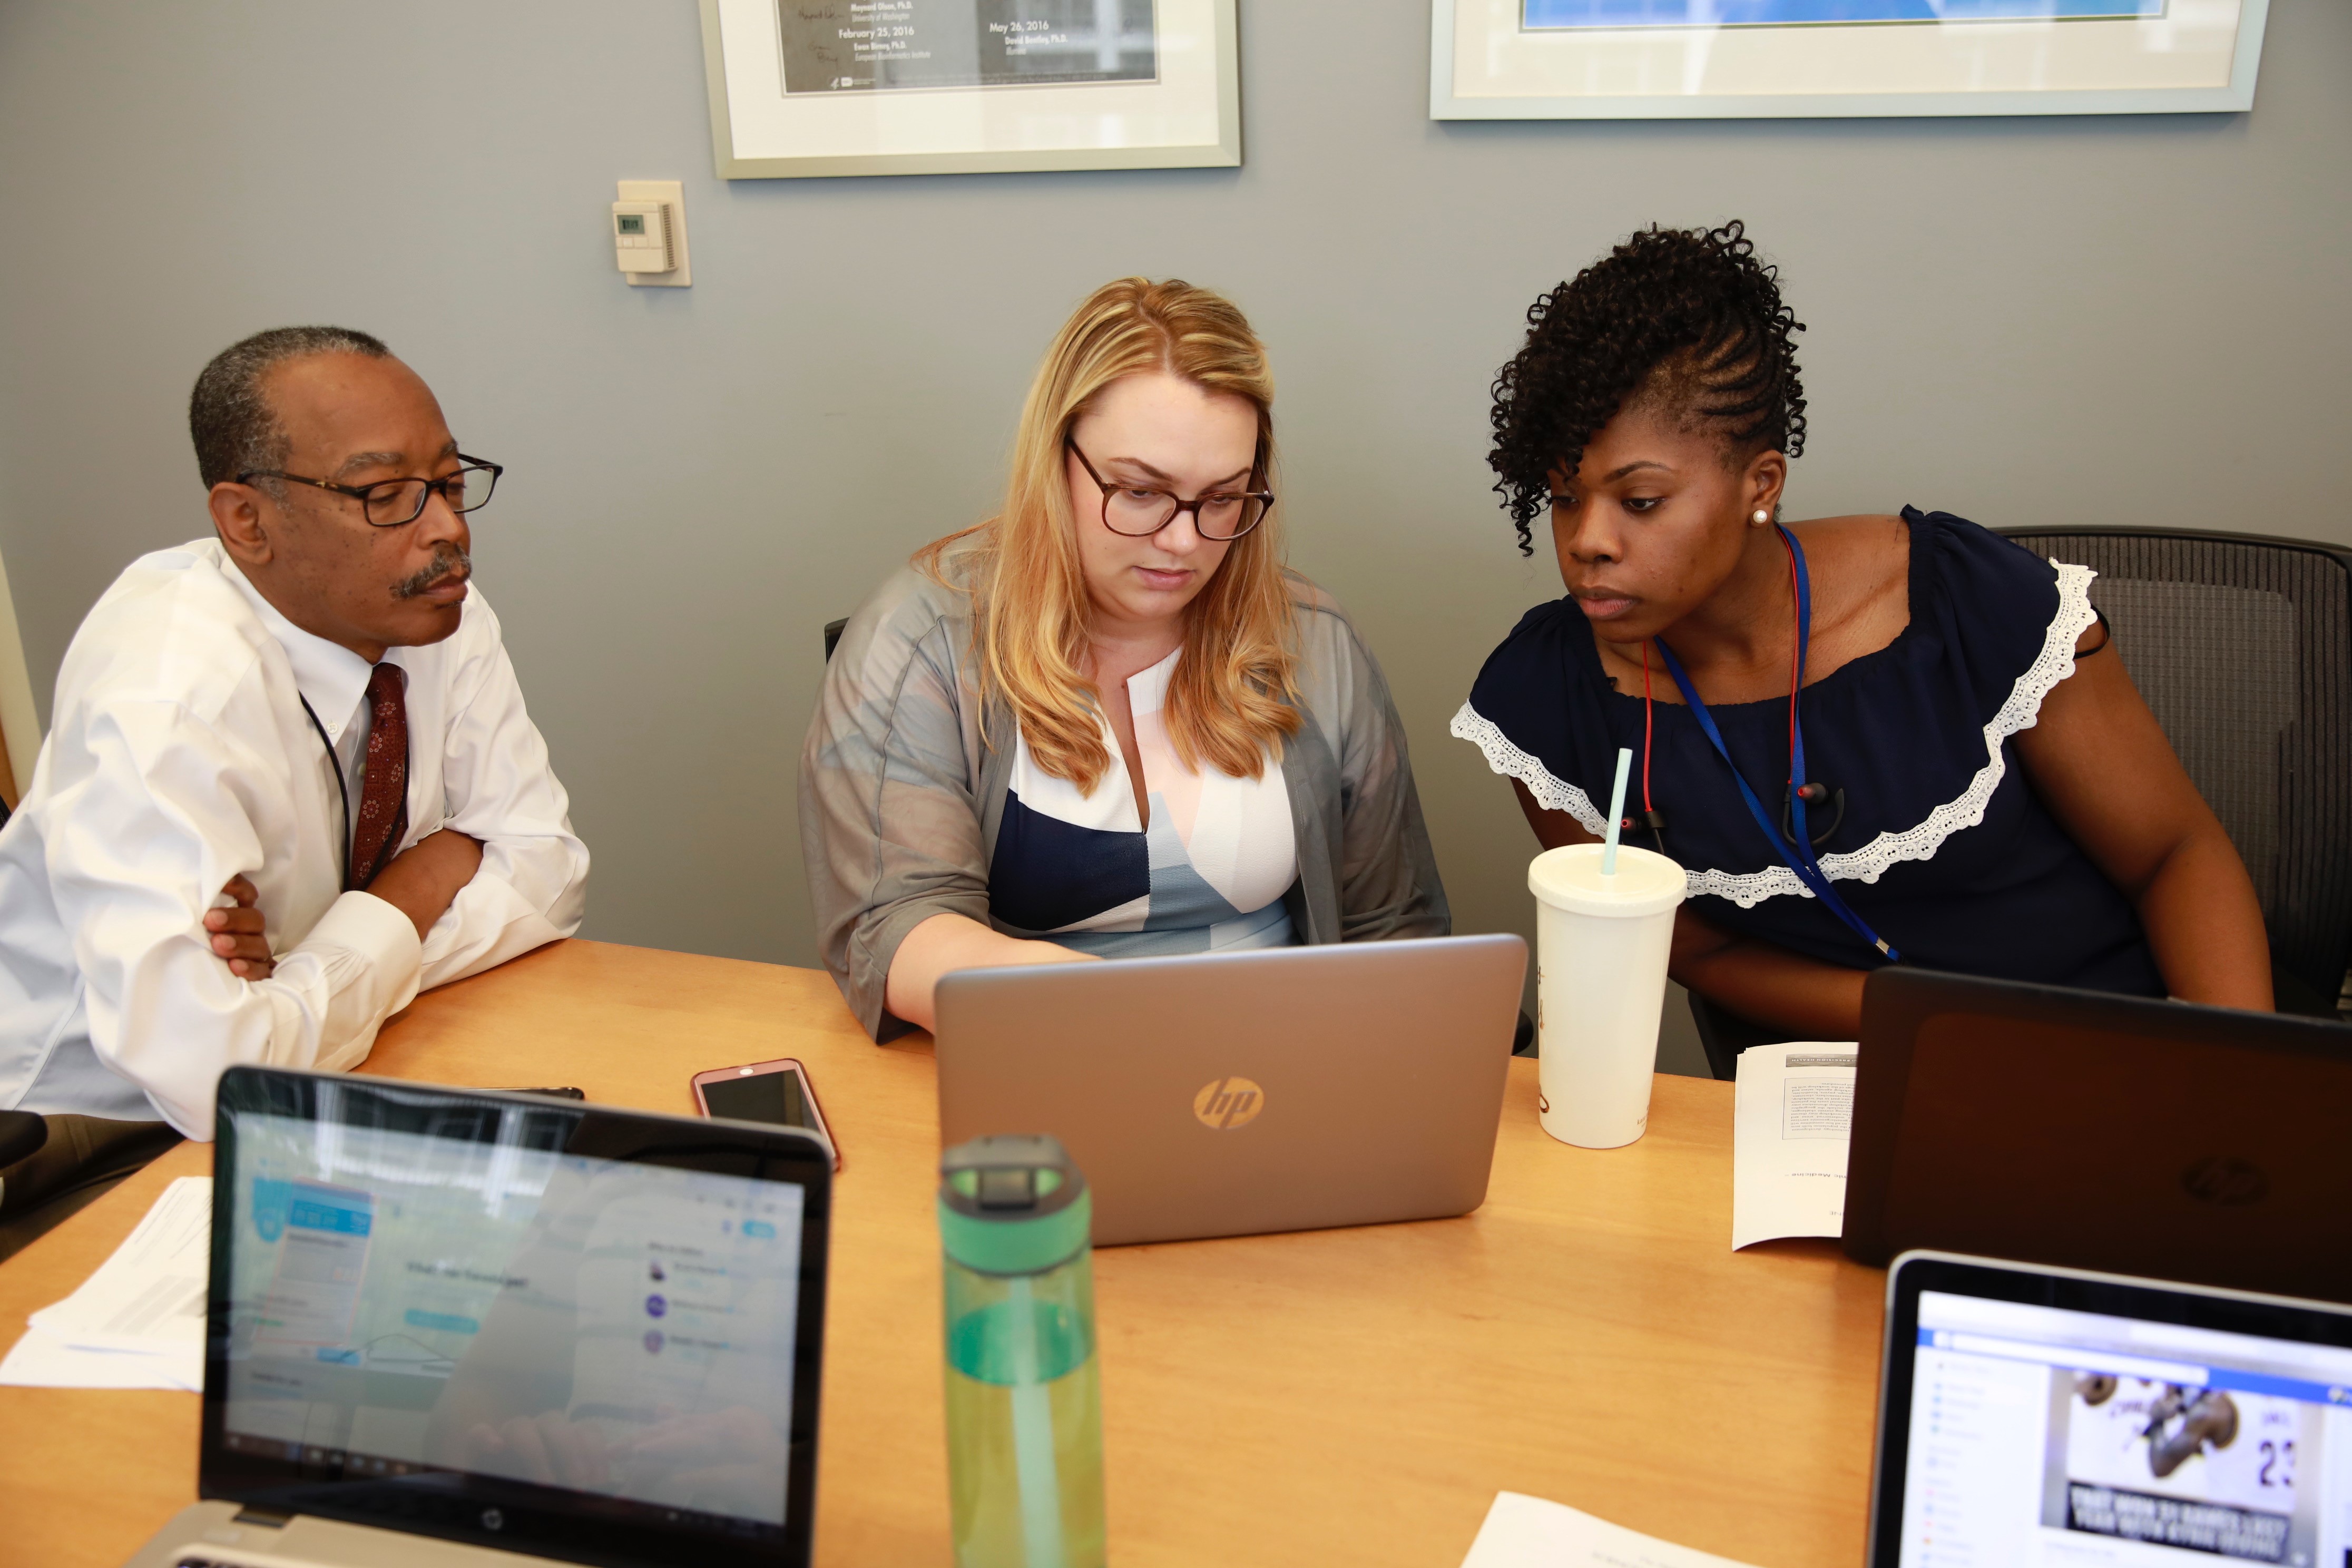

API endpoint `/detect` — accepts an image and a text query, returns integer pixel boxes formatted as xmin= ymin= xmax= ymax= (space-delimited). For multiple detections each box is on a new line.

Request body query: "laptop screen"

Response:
xmin=206 ymin=1071 xmax=830 ymax=1568
xmin=1879 ymin=1259 xmax=2352 ymax=1567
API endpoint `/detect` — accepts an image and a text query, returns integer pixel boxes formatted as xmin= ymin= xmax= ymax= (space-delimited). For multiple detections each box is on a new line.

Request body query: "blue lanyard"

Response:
xmin=1651 ymin=526 xmax=1900 ymax=962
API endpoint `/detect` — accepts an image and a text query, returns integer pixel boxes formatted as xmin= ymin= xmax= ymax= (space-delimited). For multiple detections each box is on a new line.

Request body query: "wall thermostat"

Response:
xmin=612 ymin=201 xmax=672 ymax=273
xmin=613 ymin=180 xmax=690 ymax=288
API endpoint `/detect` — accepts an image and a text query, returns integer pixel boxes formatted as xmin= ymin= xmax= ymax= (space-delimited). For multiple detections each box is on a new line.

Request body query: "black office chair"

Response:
xmin=1690 ymin=526 xmax=2352 ymax=1077
xmin=1688 ymin=995 xmax=1785 ymax=1081
xmin=2001 ymin=526 xmax=2352 ymax=1021
xmin=0 ymin=1112 xmax=45 ymax=1171
xmin=823 ymin=617 xmax=847 ymax=663
xmin=0 ymin=1110 xmax=49 ymax=1218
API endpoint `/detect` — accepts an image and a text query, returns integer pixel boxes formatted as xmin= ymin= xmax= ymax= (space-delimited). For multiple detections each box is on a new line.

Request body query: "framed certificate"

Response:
xmin=1430 ymin=0 xmax=2271 ymax=120
xmin=700 ymin=0 xmax=1240 ymax=179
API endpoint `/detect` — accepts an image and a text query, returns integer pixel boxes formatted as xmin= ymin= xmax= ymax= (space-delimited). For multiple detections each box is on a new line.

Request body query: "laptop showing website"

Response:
xmin=1870 ymin=1251 xmax=2352 ymax=1568
xmin=125 ymin=1067 xmax=833 ymax=1568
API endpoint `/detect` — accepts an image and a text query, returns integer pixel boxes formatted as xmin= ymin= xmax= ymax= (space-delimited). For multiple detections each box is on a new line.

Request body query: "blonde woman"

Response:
xmin=801 ymin=279 xmax=1448 ymax=1040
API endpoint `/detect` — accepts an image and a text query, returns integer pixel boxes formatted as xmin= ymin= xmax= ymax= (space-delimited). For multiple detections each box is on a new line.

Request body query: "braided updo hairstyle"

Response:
xmin=1488 ymin=221 xmax=1807 ymax=556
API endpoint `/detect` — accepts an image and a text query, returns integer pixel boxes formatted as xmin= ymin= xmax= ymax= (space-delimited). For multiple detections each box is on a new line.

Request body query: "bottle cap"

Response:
xmin=1529 ymin=841 xmax=1687 ymax=919
xmin=938 ymin=1134 xmax=1091 ymax=1276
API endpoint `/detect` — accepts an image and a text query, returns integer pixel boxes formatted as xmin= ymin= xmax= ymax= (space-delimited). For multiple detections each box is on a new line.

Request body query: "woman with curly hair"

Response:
xmin=1453 ymin=222 xmax=2269 ymax=1046
xmin=804 ymin=278 xmax=1448 ymax=1039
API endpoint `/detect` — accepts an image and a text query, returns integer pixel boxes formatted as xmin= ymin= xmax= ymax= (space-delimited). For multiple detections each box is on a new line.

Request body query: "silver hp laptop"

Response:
xmin=129 ymin=1066 xmax=833 ymax=1568
xmin=1868 ymin=1251 xmax=2352 ymax=1567
xmin=934 ymin=934 xmax=1527 ymax=1246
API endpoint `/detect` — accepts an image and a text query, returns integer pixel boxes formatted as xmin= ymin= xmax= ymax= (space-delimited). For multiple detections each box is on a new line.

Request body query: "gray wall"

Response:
xmin=3 ymin=2 xmax=2345 ymax=1076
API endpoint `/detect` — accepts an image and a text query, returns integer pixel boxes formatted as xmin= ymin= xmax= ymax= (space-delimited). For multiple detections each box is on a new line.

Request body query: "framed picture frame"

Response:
xmin=1429 ymin=0 xmax=2270 ymax=120
xmin=699 ymin=0 xmax=1240 ymax=179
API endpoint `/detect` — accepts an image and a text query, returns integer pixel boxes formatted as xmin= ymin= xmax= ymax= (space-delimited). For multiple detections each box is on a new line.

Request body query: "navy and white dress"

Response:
xmin=1452 ymin=508 xmax=2165 ymax=996
xmin=988 ymin=647 xmax=1298 ymax=957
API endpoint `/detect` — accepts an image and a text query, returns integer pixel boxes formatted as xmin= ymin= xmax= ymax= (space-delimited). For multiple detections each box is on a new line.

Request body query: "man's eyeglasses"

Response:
xmin=1067 ymin=440 xmax=1272 ymax=542
xmin=236 ymin=456 xmax=504 ymax=528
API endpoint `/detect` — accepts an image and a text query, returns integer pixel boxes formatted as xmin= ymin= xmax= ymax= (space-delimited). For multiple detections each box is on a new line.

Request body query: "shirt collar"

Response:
xmin=1122 ymin=645 xmax=1182 ymax=718
xmin=222 ymin=558 xmax=385 ymax=741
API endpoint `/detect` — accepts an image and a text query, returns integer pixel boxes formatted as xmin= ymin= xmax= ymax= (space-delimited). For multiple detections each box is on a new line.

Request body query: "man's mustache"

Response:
xmin=396 ymin=547 xmax=472 ymax=600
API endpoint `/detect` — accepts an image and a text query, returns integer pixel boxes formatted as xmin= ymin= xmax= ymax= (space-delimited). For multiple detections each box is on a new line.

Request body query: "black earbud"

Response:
xmin=1782 ymin=782 xmax=1846 ymax=848
xmin=1619 ymin=808 xmax=1669 ymax=851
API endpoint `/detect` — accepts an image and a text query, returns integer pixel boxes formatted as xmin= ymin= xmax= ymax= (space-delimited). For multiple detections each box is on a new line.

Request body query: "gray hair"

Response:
xmin=189 ymin=325 xmax=391 ymax=488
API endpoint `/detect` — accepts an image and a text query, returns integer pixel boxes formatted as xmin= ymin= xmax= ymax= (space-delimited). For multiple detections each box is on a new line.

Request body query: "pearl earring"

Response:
xmin=1751 ymin=508 xmax=1770 ymax=525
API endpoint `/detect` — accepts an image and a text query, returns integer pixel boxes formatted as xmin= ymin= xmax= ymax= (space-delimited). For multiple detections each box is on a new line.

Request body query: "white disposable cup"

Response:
xmin=1529 ymin=842 xmax=1688 ymax=1149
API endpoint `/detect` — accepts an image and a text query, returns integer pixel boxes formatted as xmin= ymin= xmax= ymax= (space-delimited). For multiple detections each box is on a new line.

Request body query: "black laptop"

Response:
xmin=124 ymin=1067 xmax=833 ymax=1568
xmin=1844 ymin=967 xmax=2352 ymax=1303
xmin=1868 ymin=1251 xmax=2352 ymax=1566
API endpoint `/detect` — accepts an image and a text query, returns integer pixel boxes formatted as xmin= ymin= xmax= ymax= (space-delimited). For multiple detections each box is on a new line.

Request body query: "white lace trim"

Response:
xmin=1450 ymin=558 xmax=2098 ymax=908
xmin=1448 ymin=704 xmax=1609 ymax=835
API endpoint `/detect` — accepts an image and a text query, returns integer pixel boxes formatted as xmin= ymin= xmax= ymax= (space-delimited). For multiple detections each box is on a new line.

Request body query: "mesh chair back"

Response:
xmin=2001 ymin=527 xmax=2352 ymax=1011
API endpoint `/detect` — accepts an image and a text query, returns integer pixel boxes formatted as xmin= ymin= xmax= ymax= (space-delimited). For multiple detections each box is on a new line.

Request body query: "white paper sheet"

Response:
xmin=1461 ymin=1492 xmax=1762 ymax=1568
xmin=1731 ymin=1043 xmax=1859 ymax=1250
xmin=0 ymin=1175 xmax=211 ymax=1390
xmin=26 ymin=1175 xmax=210 ymax=1353
xmin=0 ymin=1325 xmax=202 ymax=1390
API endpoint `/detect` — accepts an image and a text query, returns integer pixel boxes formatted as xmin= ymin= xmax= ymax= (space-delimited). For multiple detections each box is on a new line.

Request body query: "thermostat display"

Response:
xmin=611 ymin=201 xmax=672 ymax=274
xmin=611 ymin=180 xmax=690 ymax=288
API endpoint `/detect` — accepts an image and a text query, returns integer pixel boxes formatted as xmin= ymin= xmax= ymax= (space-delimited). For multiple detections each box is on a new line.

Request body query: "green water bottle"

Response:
xmin=938 ymin=1134 xmax=1107 ymax=1568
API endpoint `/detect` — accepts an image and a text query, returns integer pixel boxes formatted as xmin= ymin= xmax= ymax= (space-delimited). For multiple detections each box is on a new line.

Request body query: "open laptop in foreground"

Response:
xmin=126 ymin=1066 xmax=833 ymax=1568
xmin=1868 ymin=1251 xmax=2352 ymax=1566
xmin=1844 ymin=967 xmax=2352 ymax=1304
xmin=934 ymin=934 xmax=1526 ymax=1247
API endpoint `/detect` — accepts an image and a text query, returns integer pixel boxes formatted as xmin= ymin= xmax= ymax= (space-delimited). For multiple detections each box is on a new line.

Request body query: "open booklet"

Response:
xmin=1461 ymin=1492 xmax=1761 ymax=1567
xmin=1731 ymin=1042 xmax=1859 ymax=1251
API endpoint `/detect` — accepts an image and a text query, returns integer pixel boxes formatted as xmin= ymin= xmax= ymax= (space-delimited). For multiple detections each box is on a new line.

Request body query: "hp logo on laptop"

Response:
xmin=2181 ymin=1155 xmax=2268 ymax=1206
xmin=1193 ymin=1076 xmax=1265 ymax=1131
xmin=480 ymin=1509 xmax=504 ymax=1532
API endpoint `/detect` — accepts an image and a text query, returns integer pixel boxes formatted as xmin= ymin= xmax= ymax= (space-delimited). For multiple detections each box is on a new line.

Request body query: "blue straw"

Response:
xmin=1602 ymin=747 xmax=1633 ymax=875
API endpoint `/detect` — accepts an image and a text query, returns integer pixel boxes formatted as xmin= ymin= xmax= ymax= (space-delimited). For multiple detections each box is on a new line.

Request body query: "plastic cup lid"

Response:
xmin=1528 ymin=842 xmax=1687 ymax=918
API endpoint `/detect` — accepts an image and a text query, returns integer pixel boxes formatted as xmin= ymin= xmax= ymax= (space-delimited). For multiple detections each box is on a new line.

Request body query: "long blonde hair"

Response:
xmin=917 ymin=278 xmax=1301 ymax=794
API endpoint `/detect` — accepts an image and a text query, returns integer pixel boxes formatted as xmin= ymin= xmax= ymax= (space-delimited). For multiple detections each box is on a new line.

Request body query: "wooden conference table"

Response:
xmin=0 ymin=940 xmax=1888 ymax=1568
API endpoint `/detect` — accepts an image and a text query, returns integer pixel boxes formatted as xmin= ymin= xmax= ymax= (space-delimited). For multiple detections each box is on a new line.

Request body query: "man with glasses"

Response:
xmin=0 ymin=327 xmax=587 ymax=1227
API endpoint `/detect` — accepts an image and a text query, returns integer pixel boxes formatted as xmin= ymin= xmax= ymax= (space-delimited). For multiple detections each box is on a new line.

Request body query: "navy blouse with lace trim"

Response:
xmin=1453 ymin=508 xmax=2164 ymax=997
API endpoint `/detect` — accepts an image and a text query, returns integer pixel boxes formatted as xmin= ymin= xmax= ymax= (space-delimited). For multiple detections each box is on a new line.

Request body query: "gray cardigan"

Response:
xmin=799 ymin=552 xmax=1451 ymax=1040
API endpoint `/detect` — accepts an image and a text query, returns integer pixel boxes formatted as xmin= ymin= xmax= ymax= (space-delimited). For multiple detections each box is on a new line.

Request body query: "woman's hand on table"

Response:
xmin=885 ymin=910 xmax=1100 ymax=1032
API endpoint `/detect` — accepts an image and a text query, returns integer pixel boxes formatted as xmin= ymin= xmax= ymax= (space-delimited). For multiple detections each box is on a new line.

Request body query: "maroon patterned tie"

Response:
xmin=349 ymin=663 xmax=409 ymax=890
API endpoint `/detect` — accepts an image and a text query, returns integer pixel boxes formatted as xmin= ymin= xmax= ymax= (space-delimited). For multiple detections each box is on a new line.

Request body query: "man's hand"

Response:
xmin=364 ymin=828 xmax=485 ymax=940
xmin=204 ymin=875 xmax=276 ymax=981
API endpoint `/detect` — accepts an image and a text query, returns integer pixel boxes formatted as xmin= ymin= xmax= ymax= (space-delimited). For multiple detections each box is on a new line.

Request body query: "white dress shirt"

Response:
xmin=0 ymin=537 xmax=589 ymax=1136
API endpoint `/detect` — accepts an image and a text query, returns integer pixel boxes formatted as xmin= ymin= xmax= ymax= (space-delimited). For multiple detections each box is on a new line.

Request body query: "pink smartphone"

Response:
xmin=690 ymin=1056 xmax=840 ymax=1171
